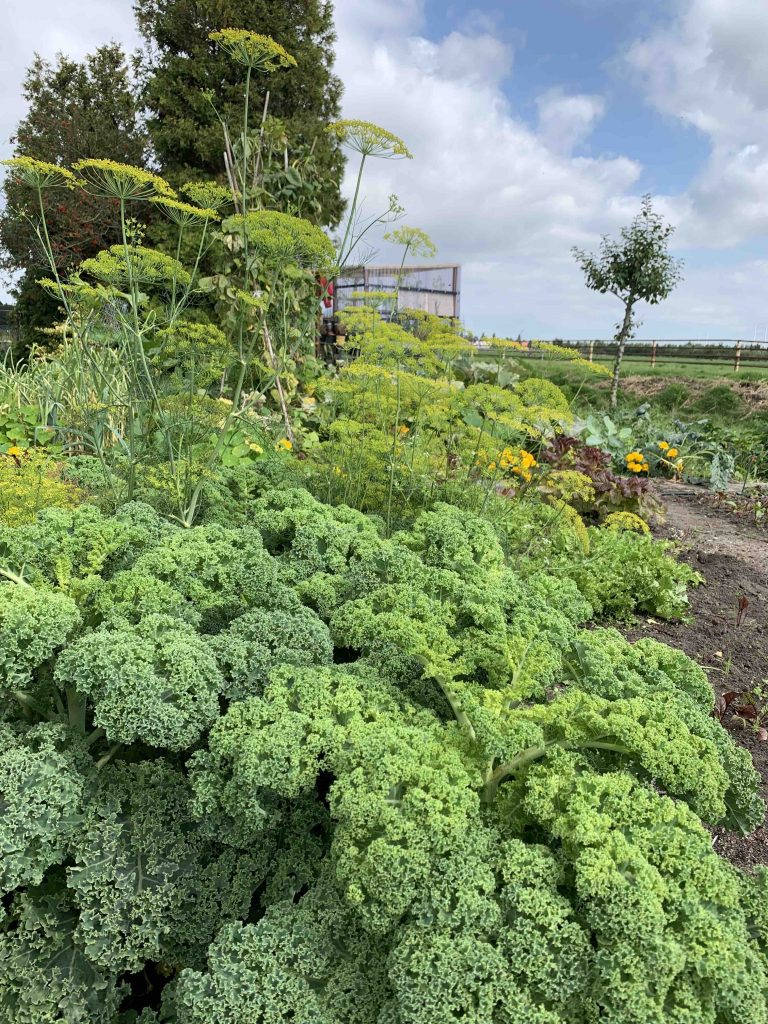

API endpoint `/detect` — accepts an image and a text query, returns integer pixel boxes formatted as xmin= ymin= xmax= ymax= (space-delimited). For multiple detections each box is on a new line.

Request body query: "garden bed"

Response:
xmin=624 ymin=481 xmax=768 ymax=870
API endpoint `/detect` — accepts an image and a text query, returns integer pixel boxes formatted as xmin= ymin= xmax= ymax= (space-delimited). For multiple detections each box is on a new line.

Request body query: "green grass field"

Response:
xmin=505 ymin=353 xmax=768 ymax=382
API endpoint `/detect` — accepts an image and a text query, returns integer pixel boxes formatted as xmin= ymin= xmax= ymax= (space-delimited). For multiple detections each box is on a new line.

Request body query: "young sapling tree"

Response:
xmin=572 ymin=195 xmax=683 ymax=408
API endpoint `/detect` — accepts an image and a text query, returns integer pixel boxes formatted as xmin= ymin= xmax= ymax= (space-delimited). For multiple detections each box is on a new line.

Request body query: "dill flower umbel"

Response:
xmin=326 ymin=120 xmax=412 ymax=159
xmin=1 ymin=156 xmax=78 ymax=190
xmin=604 ymin=511 xmax=651 ymax=535
xmin=182 ymin=181 xmax=232 ymax=212
xmin=73 ymin=159 xmax=176 ymax=201
xmin=150 ymin=196 xmax=220 ymax=225
xmin=384 ymin=226 xmax=437 ymax=259
xmin=223 ymin=211 xmax=335 ymax=269
xmin=80 ymin=246 xmax=190 ymax=288
xmin=208 ymin=29 xmax=296 ymax=71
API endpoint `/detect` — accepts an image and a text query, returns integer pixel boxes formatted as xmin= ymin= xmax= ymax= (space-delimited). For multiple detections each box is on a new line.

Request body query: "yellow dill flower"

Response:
xmin=208 ymin=29 xmax=296 ymax=71
xmin=150 ymin=196 xmax=220 ymax=225
xmin=604 ymin=511 xmax=651 ymax=535
xmin=326 ymin=119 xmax=412 ymax=159
xmin=181 ymin=180 xmax=232 ymax=212
xmin=487 ymin=461 xmax=497 ymax=472
xmin=275 ymin=438 xmax=293 ymax=451
xmin=80 ymin=245 xmax=190 ymax=288
xmin=73 ymin=159 xmax=175 ymax=200
xmin=384 ymin=225 xmax=436 ymax=258
xmin=658 ymin=441 xmax=669 ymax=451
xmin=1 ymin=156 xmax=77 ymax=190
xmin=224 ymin=211 xmax=335 ymax=269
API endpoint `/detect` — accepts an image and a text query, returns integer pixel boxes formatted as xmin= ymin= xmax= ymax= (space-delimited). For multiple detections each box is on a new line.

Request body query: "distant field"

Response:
xmin=496 ymin=352 xmax=768 ymax=382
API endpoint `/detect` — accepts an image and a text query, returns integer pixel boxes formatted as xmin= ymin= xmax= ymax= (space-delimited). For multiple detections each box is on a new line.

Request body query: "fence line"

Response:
xmin=487 ymin=341 xmax=768 ymax=373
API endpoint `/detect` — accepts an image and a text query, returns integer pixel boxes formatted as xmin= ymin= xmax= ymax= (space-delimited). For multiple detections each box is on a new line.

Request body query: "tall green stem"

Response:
xmin=337 ymin=154 xmax=367 ymax=268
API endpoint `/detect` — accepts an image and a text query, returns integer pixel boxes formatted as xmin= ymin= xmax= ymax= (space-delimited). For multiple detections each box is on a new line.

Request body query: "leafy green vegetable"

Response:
xmin=0 ymin=487 xmax=763 ymax=1022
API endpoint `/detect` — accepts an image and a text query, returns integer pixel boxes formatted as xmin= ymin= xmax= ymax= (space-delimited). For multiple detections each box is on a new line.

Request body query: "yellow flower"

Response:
xmin=397 ymin=425 xmax=410 ymax=435
xmin=640 ymin=462 xmax=649 ymax=472
xmin=499 ymin=459 xmax=511 ymax=470
xmin=5 ymin=446 xmax=23 ymax=457
xmin=247 ymin=442 xmax=263 ymax=454
xmin=150 ymin=196 xmax=220 ymax=225
xmin=208 ymin=29 xmax=297 ymax=72
xmin=658 ymin=441 xmax=669 ymax=451
xmin=1 ymin=156 xmax=77 ymax=190
xmin=182 ymin=180 xmax=232 ymax=212
xmin=73 ymin=159 xmax=175 ymax=200
xmin=626 ymin=451 xmax=644 ymax=462
xmin=627 ymin=463 xmax=642 ymax=473
xmin=326 ymin=119 xmax=412 ymax=159
xmin=488 ymin=462 xmax=497 ymax=472
xmin=275 ymin=438 xmax=293 ymax=451
xmin=667 ymin=448 xmax=678 ymax=459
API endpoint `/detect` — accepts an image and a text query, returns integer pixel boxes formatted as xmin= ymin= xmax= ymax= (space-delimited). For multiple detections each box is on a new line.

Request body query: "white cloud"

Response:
xmin=625 ymin=0 xmax=768 ymax=247
xmin=331 ymin=0 xmax=768 ymax=338
xmin=332 ymin=0 xmax=647 ymax=337
xmin=536 ymin=89 xmax=606 ymax=155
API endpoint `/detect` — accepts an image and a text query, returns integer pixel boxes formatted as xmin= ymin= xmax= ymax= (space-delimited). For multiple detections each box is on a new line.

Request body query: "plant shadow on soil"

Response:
xmin=623 ymin=482 xmax=768 ymax=871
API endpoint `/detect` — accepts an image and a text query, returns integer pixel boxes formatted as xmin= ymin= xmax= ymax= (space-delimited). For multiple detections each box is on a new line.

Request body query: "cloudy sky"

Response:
xmin=3 ymin=0 xmax=768 ymax=339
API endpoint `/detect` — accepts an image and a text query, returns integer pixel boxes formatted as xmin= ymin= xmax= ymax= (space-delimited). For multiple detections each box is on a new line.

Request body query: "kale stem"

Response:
xmin=84 ymin=727 xmax=106 ymax=748
xmin=481 ymin=739 xmax=632 ymax=803
xmin=13 ymin=690 xmax=59 ymax=723
xmin=66 ymin=687 xmax=86 ymax=733
xmin=95 ymin=743 xmax=123 ymax=770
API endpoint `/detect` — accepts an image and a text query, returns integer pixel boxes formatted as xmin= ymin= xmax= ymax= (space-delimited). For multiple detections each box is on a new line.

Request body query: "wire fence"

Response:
xmin=497 ymin=340 xmax=768 ymax=373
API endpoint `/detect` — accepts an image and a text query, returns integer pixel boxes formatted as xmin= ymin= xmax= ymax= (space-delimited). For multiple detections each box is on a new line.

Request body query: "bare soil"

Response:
xmin=623 ymin=481 xmax=768 ymax=870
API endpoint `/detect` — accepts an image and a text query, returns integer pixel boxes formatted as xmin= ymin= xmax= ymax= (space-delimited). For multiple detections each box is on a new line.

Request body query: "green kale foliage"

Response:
xmin=0 ymin=488 xmax=766 ymax=1022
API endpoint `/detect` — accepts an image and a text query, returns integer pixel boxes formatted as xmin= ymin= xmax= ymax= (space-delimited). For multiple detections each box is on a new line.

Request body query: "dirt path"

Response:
xmin=624 ymin=482 xmax=768 ymax=870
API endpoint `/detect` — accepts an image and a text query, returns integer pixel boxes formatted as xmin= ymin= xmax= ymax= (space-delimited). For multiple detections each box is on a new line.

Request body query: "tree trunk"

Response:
xmin=609 ymin=298 xmax=634 ymax=410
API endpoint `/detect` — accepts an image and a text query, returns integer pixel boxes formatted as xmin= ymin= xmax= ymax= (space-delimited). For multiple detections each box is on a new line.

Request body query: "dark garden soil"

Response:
xmin=623 ymin=481 xmax=768 ymax=870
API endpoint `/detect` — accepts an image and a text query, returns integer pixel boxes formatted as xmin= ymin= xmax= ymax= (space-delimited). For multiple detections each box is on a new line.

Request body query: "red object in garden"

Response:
xmin=318 ymin=276 xmax=334 ymax=308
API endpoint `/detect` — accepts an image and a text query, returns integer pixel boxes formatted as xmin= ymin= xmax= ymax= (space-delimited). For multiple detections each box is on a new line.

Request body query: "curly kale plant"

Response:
xmin=0 ymin=489 xmax=766 ymax=1023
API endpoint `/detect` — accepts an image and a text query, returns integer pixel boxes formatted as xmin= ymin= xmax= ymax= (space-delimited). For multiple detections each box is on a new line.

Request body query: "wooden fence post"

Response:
xmin=734 ymin=340 xmax=742 ymax=372
xmin=651 ymin=340 xmax=657 ymax=367
xmin=588 ymin=340 xmax=594 ymax=363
